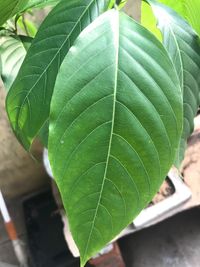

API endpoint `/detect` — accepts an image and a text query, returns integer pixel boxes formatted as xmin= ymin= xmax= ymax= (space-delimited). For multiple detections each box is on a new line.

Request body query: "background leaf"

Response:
xmin=0 ymin=0 xmax=27 ymax=26
xmin=17 ymin=16 xmax=38 ymax=37
xmin=142 ymin=0 xmax=200 ymax=40
xmin=158 ymin=0 xmax=200 ymax=36
xmin=0 ymin=35 xmax=31 ymax=91
xmin=49 ymin=10 xmax=182 ymax=266
xmin=0 ymin=0 xmax=60 ymax=26
xmin=145 ymin=0 xmax=200 ymax=164
xmin=6 ymin=0 xmax=112 ymax=149
xmin=141 ymin=1 xmax=162 ymax=40
xmin=21 ymin=0 xmax=61 ymax=11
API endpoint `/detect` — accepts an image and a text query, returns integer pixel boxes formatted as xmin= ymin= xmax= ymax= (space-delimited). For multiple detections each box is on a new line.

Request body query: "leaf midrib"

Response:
xmin=82 ymin=11 xmax=119 ymax=262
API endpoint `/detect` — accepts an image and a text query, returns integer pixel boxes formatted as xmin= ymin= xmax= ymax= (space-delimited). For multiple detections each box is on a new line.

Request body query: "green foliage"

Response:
xmin=6 ymin=0 xmax=112 ymax=149
xmin=0 ymin=0 xmax=60 ymax=26
xmin=141 ymin=1 xmax=162 ymax=40
xmin=142 ymin=0 xmax=200 ymax=40
xmin=0 ymin=0 xmax=27 ymax=26
xmin=144 ymin=0 xmax=200 ymax=164
xmin=158 ymin=0 xmax=200 ymax=36
xmin=1 ymin=0 xmax=200 ymax=266
xmin=49 ymin=9 xmax=182 ymax=266
xmin=0 ymin=35 xmax=31 ymax=90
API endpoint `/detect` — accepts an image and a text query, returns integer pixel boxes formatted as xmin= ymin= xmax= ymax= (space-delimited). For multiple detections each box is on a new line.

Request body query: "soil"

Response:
xmin=149 ymin=114 xmax=200 ymax=208
xmin=149 ymin=178 xmax=175 ymax=206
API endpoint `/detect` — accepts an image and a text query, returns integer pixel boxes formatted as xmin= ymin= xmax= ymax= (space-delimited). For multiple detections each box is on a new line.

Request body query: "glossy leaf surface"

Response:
xmin=158 ymin=0 xmax=200 ymax=36
xmin=6 ymin=0 xmax=111 ymax=149
xmin=146 ymin=0 xmax=200 ymax=164
xmin=49 ymin=10 xmax=182 ymax=266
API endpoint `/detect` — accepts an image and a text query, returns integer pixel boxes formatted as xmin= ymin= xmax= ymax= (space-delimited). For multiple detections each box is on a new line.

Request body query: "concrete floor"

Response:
xmin=0 ymin=197 xmax=200 ymax=267
xmin=119 ymin=208 xmax=200 ymax=267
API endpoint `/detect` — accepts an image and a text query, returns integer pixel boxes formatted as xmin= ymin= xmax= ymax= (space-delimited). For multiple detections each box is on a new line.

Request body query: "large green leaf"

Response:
xmin=49 ymin=9 xmax=182 ymax=266
xmin=158 ymin=0 xmax=200 ymax=36
xmin=0 ymin=35 xmax=31 ymax=91
xmin=145 ymin=0 xmax=200 ymax=164
xmin=6 ymin=0 xmax=112 ymax=149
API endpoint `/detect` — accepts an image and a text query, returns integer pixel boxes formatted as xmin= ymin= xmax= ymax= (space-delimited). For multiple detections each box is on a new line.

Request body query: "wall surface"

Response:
xmin=124 ymin=0 xmax=141 ymax=21
xmin=0 ymin=81 xmax=48 ymax=199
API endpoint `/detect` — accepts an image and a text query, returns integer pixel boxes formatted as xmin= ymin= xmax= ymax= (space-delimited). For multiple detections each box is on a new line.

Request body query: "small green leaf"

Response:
xmin=49 ymin=9 xmax=182 ymax=266
xmin=6 ymin=0 xmax=112 ymax=149
xmin=0 ymin=35 xmax=31 ymax=91
xmin=145 ymin=0 xmax=200 ymax=164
